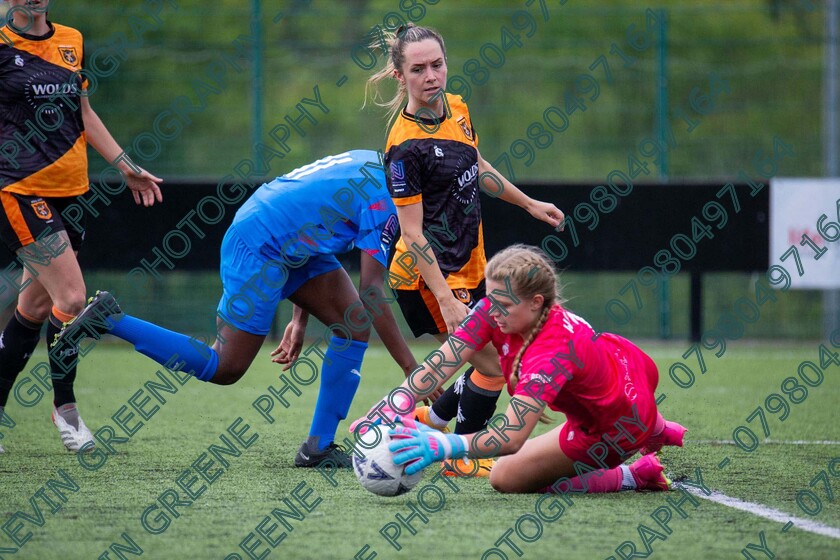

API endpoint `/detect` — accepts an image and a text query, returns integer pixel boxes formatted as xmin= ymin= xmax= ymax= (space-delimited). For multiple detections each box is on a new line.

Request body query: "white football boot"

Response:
xmin=52 ymin=404 xmax=95 ymax=452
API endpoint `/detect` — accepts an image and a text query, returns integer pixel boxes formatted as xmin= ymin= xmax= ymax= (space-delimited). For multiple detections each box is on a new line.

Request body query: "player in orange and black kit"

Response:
xmin=0 ymin=0 xmax=162 ymax=453
xmin=366 ymin=23 xmax=565 ymax=476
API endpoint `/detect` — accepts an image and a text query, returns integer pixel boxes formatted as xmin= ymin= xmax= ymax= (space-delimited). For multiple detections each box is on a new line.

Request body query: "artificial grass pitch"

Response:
xmin=0 ymin=341 xmax=837 ymax=559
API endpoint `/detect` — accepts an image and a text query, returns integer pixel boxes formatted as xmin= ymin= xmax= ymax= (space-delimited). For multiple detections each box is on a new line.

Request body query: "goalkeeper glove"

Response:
xmin=389 ymin=427 xmax=469 ymax=475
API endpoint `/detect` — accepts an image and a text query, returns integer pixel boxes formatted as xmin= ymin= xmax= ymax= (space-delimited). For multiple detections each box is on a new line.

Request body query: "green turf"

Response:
xmin=0 ymin=341 xmax=838 ymax=559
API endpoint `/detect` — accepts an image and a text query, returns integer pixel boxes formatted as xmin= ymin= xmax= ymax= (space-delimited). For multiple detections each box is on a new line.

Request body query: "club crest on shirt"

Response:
xmin=58 ymin=46 xmax=78 ymax=66
xmin=31 ymin=200 xmax=52 ymax=220
xmin=455 ymin=288 xmax=470 ymax=303
xmin=457 ymin=116 xmax=473 ymax=141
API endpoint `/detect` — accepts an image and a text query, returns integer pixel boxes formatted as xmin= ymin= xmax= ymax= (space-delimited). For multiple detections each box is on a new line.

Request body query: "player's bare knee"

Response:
xmin=54 ymin=286 xmax=87 ymax=316
xmin=351 ymin=328 xmax=371 ymax=342
xmin=338 ymin=317 xmax=371 ymax=341
xmin=331 ymin=328 xmax=369 ymax=345
xmin=71 ymin=295 xmax=87 ymax=315
xmin=489 ymin=466 xmax=517 ymax=493
xmin=59 ymin=297 xmax=86 ymax=317
xmin=212 ymin=366 xmax=247 ymax=386
xmin=344 ymin=299 xmax=375 ymax=337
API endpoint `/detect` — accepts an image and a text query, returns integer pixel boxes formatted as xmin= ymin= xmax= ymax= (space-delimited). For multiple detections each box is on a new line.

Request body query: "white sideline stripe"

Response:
xmin=688 ymin=439 xmax=840 ymax=445
xmin=674 ymin=483 xmax=840 ymax=540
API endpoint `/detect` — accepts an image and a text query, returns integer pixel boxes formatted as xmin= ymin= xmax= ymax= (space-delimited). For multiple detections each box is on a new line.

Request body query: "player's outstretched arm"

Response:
xmin=81 ymin=97 xmax=163 ymax=207
xmin=476 ymin=151 xmax=564 ymax=230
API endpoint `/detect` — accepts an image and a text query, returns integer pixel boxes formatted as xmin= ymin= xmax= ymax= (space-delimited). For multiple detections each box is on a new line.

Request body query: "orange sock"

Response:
xmin=469 ymin=369 xmax=506 ymax=392
xmin=50 ymin=306 xmax=75 ymax=327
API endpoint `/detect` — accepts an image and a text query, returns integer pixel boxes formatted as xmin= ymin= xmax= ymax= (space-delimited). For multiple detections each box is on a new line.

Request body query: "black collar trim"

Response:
xmin=6 ymin=19 xmax=55 ymax=41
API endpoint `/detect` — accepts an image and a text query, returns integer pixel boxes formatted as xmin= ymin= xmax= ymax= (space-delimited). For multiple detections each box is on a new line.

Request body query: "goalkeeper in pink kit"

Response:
xmin=354 ymin=244 xmax=686 ymax=493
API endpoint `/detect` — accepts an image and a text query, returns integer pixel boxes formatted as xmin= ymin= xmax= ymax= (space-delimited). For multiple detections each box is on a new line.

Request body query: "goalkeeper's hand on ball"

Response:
xmin=389 ymin=428 xmax=469 ymax=475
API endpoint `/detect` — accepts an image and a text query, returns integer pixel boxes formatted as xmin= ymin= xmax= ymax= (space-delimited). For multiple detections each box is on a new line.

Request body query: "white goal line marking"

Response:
xmin=673 ymin=483 xmax=840 ymax=540
xmin=688 ymin=439 xmax=840 ymax=446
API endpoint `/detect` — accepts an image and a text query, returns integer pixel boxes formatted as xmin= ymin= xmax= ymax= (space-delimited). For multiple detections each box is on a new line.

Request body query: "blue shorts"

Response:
xmin=216 ymin=226 xmax=341 ymax=335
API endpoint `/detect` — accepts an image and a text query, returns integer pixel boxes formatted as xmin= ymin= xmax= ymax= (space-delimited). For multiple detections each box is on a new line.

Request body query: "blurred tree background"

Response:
xmin=3 ymin=0 xmax=826 ymax=181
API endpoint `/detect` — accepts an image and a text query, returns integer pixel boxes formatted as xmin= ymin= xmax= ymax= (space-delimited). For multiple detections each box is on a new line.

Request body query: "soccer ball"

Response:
xmin=353 ymin=424 xmax=423 ymax=496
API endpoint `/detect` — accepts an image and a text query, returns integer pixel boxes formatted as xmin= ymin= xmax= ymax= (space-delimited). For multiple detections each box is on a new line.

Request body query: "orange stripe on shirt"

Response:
xmin=393 ymin=194 xmax=422 ymax=206
xmin=3 ymin=135 xmax=89 ymax=197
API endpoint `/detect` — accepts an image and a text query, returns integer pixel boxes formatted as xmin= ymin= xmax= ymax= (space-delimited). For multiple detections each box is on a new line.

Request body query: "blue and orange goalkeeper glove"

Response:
xmin=389 ymin=427 xmax=469 ymax=475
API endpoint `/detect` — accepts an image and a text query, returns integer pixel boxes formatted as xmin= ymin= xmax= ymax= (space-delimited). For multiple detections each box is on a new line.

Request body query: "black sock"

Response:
xmin=47 ymin=317 xmax=77 ymax=407
xmin=453 ymin=369 xmax=502 ymax=435
xmin=431 ymin=367 xmax=473 ymax=422
xmin=0 ymin=310 xmax=43 ymax=407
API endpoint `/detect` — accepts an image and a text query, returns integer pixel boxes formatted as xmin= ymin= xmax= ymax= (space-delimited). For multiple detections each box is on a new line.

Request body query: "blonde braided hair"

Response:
xmin=485 ymin=244 xmax=565 ymax=424
xmin=510 ymin=306 xmax=551 ymax=390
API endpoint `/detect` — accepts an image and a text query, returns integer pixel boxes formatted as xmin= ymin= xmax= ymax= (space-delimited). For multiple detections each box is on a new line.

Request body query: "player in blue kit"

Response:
xmin=52 ymin=150 xmax=419 ymax=467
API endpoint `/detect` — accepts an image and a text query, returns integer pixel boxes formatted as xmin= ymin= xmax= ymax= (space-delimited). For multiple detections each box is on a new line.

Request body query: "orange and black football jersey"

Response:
xmin=385 ymin=93 xmax=485 ymax=290
xmin=0 ymin=21 xmax=89 ymax=197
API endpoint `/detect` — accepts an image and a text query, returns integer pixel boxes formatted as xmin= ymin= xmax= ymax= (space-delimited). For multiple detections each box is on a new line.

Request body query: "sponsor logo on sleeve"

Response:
xmin=390 ymin=160 xmax=406 ymax=186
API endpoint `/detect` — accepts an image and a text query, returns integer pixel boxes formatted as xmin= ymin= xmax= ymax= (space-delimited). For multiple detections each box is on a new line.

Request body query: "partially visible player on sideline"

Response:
xmin=54 ymin=150 xmax=420 ymax=468
xmin=0 ymin=0 xmax=163 ymax=452
xmin=365 ymin=23 xmax=565 ymax=476
xmin=355 ymin=245 xmax=687 ymax=493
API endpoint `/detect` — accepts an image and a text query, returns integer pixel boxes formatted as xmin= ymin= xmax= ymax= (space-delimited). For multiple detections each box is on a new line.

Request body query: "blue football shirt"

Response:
xmin=232 ymin=150 xmax=399 ymax=268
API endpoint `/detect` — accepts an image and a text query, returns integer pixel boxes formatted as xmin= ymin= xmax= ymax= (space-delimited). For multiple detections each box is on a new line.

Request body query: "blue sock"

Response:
xmin=309 ymin=337 xmax=366 ymax=450
xmin=108 ymin=315 xmax=219 ymax=382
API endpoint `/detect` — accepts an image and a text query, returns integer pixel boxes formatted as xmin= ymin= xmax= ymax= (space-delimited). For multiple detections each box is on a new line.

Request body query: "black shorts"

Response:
xmin=0 ymin=192 xmax=85 ymax=253
xmin=397 ymin=279 xmax=486 ymax=337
